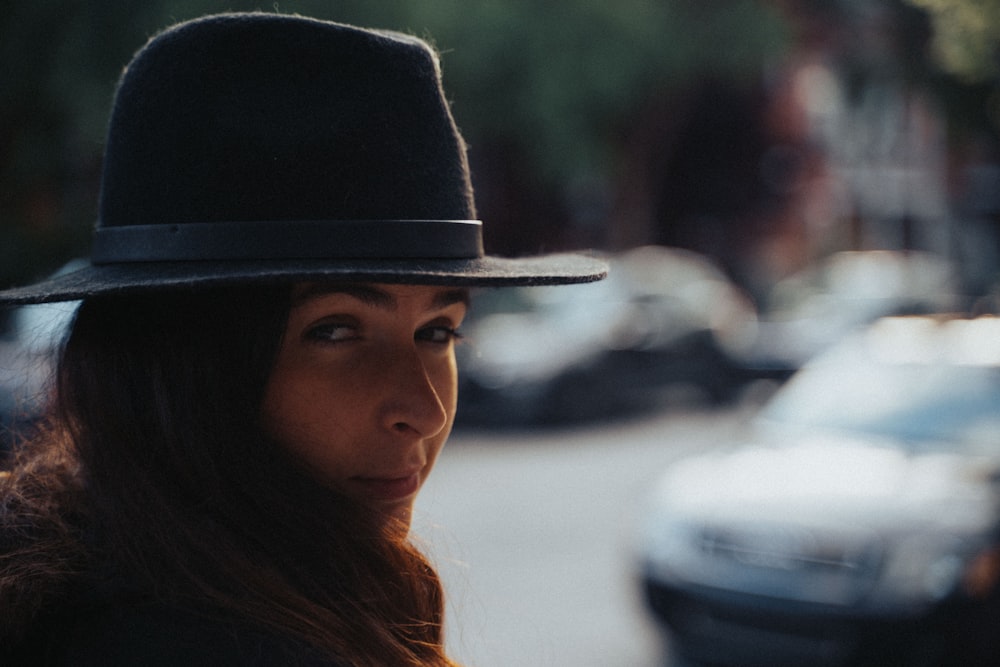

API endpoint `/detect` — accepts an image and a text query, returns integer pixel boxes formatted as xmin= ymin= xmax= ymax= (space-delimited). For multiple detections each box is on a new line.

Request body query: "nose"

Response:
xmin=379 ymin=347 xmax=450 ymax=438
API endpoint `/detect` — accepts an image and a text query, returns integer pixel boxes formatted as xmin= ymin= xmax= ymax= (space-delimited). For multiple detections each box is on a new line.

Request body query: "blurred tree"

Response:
xmin=0 ymin=1 xmax=165 ymax=289
xmin=902 ymin=0 xmax=1000 ymax=293
xmin=895 ymin=0 xmax=1000 ymax=148
xmin=0 ymin=0 xmax=790 ymax=292
xmin=906 ymin=0 xmax=1000 ymax=83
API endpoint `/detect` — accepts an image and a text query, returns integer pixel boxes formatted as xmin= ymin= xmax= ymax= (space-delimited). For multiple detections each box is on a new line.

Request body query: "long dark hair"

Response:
xmin=14 ymin=286 xmax=457 ymax=666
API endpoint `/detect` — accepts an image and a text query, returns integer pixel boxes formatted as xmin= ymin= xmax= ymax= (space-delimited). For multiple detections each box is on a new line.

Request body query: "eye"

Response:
xmin=305 ymin=321 xmax=358 ymax=343
xmin=416 ymin=325 xmax=462 ymax=345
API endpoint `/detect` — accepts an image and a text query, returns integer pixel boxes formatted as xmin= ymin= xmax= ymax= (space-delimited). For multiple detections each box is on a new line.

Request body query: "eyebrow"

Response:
xmin=291 ymin=283 xmax=470 ymax=311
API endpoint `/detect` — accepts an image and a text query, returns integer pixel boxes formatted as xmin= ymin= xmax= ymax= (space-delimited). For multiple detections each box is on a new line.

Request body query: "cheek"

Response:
xmin=263 ymin=344 xmax=375 ymax=433
xmin=260 ymin=367 xmax=360 ymax=474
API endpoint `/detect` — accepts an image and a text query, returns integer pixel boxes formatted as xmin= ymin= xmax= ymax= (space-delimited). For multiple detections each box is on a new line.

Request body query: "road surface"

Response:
xmin=414 ymin=405 xmax=750 ymax=667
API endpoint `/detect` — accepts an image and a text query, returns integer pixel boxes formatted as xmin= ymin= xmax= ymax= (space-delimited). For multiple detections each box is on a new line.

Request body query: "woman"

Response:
xmin=0 ymin=13 xmax=605 ymax=666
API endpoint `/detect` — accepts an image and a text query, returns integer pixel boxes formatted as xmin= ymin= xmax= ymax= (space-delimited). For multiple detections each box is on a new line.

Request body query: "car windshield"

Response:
xmin=762 ymin=357 xmax=1000 ymax=449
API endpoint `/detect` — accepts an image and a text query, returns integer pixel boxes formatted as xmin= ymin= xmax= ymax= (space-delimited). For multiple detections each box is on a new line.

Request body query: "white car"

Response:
xmin=455 ymin=246 xmax=757 ymax=427
xmin=638 ymin=315 xmax=1000 ymax=667
xmin=0 ymin=282 xmax=80 ymax=453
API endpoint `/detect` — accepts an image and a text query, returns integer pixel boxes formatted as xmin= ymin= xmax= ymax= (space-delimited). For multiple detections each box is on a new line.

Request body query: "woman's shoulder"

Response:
xmin=7 ymin=593 xmax=343 ymax=667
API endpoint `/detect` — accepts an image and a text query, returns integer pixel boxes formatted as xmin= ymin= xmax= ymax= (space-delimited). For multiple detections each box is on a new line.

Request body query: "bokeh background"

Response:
xmin=4 ymin=2 xmax=1000 ymax=666
xmin=5 ymin=0 xmax=998 ymax=306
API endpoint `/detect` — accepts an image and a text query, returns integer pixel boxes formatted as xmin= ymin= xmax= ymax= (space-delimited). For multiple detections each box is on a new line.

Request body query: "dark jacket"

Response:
xmin=4 ymin=588 xmax=341 ymax=666
xmin=0 ymin=470 xmax=341 ymax=666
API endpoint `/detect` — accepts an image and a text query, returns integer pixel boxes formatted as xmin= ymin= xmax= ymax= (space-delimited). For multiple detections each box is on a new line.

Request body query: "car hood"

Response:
xmin=651 ymin=429 xmax=1000 ymax=537
xmin=642 ymin=430 xmax=1000 ymax=609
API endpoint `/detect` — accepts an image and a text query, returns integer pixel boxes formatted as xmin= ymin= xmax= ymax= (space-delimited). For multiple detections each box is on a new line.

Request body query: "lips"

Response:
xmin=349 ymin=471 xmax=421 ymax=502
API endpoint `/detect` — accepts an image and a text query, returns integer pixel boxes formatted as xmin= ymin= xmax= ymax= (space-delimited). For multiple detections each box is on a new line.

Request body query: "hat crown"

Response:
xmin=99 ymin=13 xmax=475 ymax=229
xmin=0 ymin=13 xmax=607 ymax=305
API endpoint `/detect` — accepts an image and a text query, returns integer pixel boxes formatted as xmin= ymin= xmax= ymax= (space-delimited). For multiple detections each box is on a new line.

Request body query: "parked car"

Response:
xmin=455 ymin=246 xmax=758 ymax=427
xmin=637 ymin=315 xmax=1000 ymax=667
xmin=734 ymin=250 xmax=962 ymax=376
xmin=0 ymin=268 xmax=81 ymax=455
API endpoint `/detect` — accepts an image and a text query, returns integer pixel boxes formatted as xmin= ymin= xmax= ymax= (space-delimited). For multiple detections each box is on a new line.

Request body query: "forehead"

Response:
xmin=290 ymin=282 xmax=470 ymax=310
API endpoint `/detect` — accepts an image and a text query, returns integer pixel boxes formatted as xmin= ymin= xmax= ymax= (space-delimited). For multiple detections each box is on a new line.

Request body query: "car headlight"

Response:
xmin=879 ymin=534 xmax=997 ymax=607
xmin=961 ymin=544 xmax=1000 ymax=599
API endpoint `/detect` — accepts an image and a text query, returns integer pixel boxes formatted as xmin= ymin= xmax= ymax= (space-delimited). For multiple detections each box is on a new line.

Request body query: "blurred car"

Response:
xmin=637 ymin=315 xmax=1000 ymax=667
xmin=734 ymin=250 xmax=962 ymax=375
xmin=0 ymin=265 xmax=82 ymax=454
xmin=455 ymin=246 xmax=758 ymax=427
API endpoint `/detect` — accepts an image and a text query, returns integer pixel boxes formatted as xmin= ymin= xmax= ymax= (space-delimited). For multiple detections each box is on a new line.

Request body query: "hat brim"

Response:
xmin=0 ymin=253 xmax=608 ymax=305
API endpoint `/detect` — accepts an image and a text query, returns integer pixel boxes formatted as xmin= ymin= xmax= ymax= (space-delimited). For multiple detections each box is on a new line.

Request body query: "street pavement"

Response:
xmin=414 ymin=404 xmax=751 ymax=667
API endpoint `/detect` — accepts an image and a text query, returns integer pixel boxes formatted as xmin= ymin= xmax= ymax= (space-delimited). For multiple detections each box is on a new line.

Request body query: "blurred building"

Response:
xmin=610 ymin=0 xmax=999 ymax=307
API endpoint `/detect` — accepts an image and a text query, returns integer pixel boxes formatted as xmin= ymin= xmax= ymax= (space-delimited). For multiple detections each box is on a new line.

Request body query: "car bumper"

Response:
xmin=642 ymin=576 xmax=998 ymax=667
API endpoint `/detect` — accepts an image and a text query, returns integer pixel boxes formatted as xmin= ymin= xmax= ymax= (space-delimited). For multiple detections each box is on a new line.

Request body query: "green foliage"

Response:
xmin=180 ymin=1 xmax=790 ymax=181
xmin=0 ymin=0 xmax=789 ymax=287
xmin=905 ymin=0 xmax=1000 ymax=82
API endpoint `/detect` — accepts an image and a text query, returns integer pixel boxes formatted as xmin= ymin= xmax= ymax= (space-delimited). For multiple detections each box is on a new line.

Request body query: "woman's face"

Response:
xmin=262 ymin=282 xmax=469 ymax=528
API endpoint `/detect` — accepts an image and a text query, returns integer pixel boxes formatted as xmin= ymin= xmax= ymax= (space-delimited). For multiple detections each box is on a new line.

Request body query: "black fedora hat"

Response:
xmin=0 ymin=12 xmax=606 ymax=305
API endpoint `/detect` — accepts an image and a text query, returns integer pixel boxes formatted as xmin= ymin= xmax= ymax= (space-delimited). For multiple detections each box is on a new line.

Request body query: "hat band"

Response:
xmin=91 ymin=219 xmax=484 ymax=263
